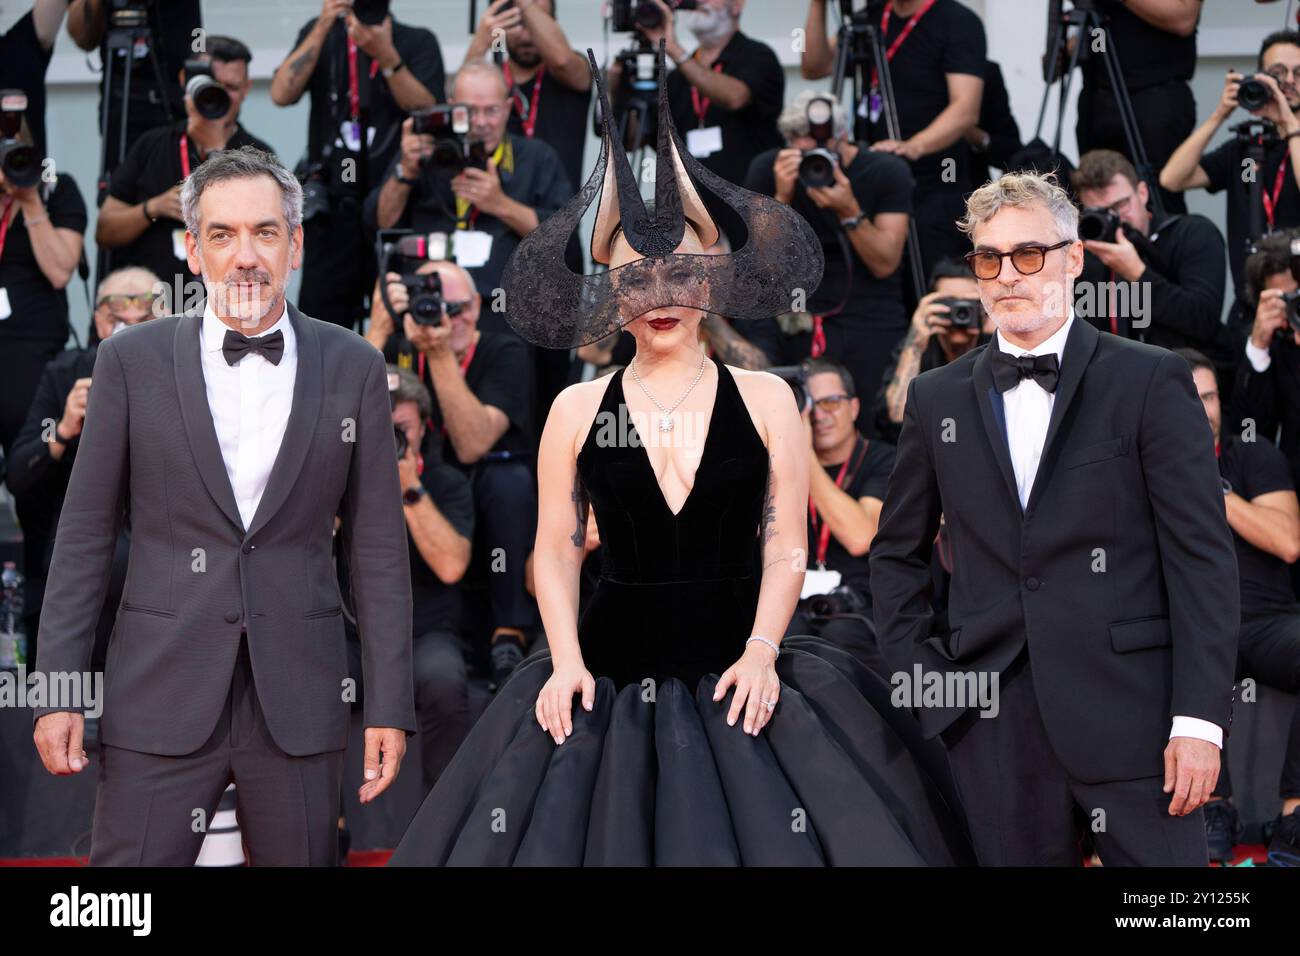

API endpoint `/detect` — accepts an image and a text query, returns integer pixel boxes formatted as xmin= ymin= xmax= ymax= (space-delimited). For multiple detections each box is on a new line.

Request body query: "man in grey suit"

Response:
xmin=31 ymin=146 xmax=415 ymax=866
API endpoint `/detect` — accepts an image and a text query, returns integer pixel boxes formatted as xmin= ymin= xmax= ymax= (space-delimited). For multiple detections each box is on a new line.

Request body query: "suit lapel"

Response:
xmin=1025 ymin=316 xmax=1100 ymax=513
xmin=175 ymin=312 xmax=246 ymax=533
xmin=971 ymin=344 xmax=1022 ymax=515
xmin=245 ymin=302 xmax=322 ymax=540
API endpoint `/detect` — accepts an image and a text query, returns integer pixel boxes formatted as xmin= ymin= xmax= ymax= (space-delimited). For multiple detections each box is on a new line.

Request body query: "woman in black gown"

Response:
xmin=388 ymin=45 xmax=972 ymax=866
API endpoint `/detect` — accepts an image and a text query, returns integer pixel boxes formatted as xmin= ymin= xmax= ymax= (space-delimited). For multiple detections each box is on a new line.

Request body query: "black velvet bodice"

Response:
xmin=575 ymin=360 xmax=770 ymax=689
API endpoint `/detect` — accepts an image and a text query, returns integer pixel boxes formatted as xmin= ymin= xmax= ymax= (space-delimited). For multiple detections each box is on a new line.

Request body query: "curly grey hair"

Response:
xmin=180 ymin=145 xmax=303 ymax=237
xmin=958 ymin=170 xmax=1079 ymax=242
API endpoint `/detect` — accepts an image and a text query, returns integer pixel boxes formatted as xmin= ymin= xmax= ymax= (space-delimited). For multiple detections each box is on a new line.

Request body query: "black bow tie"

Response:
xmin=222 ymin=328 xmax=284 ymax=366
xmin=991 ymin=349 xmax=1060 ymax=394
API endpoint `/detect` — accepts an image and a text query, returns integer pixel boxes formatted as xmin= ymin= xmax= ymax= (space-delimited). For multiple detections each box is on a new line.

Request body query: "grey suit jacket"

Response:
xmin=32 ymin=303 xmax=415 ymax=757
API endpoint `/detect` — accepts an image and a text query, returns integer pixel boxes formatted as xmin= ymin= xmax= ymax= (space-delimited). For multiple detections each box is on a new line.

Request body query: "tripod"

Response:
xmin=829 ymin=0 xmax=925 ymax=303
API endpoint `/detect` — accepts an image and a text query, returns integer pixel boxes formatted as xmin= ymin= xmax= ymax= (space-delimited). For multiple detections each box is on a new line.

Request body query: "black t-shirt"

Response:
xmin=861 ymin=0 xmax=986 ymax=191
xmin=1082 ymin=0 xmax=1198 ymax=92
xmin=745 ymin=145 xmax=913 ymax=320
xmin=808 ymin=436 xmax=896 ymax=598
xmin=98 ymin=0 xmax=202 ymax=131
xmin=1219 ymin=434 xmax=1297 ymax=612
xmin=366 ymin=134 xmax=574 ymax=331
xmin=0 ymin=174 xmax=88 ymax=342
xmin=408 ymin=430 xmax=475 ymax=635
xmin=107 ymin=120 xmax=274 ymax=293
xmin=1202 ymin=132 xmax=1299 ymax=297
xmin=0 ymin=12 xmax=53 ymax=154
xmin=382 ymin=329 xmax=535 ymax=468
xmin=505 ymin=60 xmax=592 ymax=195
xmin=666 ymin=30 xmax=784 ymax=189
xmin=296 ymin=17 xmax=446 ymax=197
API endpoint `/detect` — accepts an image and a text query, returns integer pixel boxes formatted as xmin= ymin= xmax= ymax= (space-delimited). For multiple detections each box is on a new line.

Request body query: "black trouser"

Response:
xmin=298 ymin=198 xmax=375 ymax=331
xmin=467 ymin=460 xmax=542 ymax=634
xmin=1214 ymin=605 xmax=1300 ymax=802
xmin=412 ymin=627 xmax=472 ymax=793
xmin=899 ymin=187 xmax=972 ymax=317
xmin=1077 ymin=79 xmax=1196 ymax=218
xmin=940 ymin=648 xmax=1208 ymax=866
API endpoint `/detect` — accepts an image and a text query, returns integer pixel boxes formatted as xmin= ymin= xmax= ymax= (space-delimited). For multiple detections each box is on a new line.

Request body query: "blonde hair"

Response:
xmin=958 ymin=171 xmax=1079 ymax=242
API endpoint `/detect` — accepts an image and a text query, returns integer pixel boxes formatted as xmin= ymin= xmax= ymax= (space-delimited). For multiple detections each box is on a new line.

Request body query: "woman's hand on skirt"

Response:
xmin=714 ymin=644 xmax=780 ymax=736
xmin=536 ymin=660 xmax=595 ymax=745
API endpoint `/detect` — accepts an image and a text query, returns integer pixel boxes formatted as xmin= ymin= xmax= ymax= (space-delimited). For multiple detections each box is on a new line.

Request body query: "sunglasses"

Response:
xmin=963 ymin=239 xmax=1073 ymax=280
xmin=811 ymin=393 xmax=852 ymax=412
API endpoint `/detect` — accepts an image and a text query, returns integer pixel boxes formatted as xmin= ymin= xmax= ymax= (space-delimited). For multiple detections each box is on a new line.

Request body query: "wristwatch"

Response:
xmin=403 ymin=485 xmax=428 ymax=506
xmin=382 ymin=58 xmax=406 ymax=80
xmin=393 ymin=167 xmax=420 ymax=187
xmin=839 ymin=214 xmax=862 ymax=231
xmin=1221 ymin=477 xmax=1232 ymax=497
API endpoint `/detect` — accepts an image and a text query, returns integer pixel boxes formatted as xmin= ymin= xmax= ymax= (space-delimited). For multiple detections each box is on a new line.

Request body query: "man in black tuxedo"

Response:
xmin=31 ymin=146 xmax=415 ymax=866
xmin=869 ymin=170 xmax=1239 ymax=866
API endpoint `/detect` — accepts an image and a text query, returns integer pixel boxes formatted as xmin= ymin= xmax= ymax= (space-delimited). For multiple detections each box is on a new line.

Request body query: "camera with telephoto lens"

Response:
xmin=610 ymin=0 xmax=698 ymax=32
xmin=805 ymin=584 xmax=868 ymax=619
xmin=352 ymin=0 xmax=390 ymax=25
xmin=798 ymin=95 xmax=840 ymax=189
xmin=410 ymin=104 xmax=488 ymax=173
xmin=183 ymin=59 xmax=231 ymax=121
xmin=0 ymin=91 xmax=42 ymax=189
xmin=375 ymin=229 xmax=470 ymax=327
xmin=1237 ymin=76 xmax=1272 ymax=113
xmin=934 ymin=296 xmax=982 ymax=329
xmin=1079 ymin=206 xmax=1121 ymax=244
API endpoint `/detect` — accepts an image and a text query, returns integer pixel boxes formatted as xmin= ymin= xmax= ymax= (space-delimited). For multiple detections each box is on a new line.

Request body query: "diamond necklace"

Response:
xmin=629 ymin=348 xmax=708 ymax=433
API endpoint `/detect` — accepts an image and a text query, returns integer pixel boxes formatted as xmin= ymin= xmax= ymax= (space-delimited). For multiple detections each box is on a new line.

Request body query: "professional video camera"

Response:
xmin=183 ymin=59 xmax=231 ymax=121
xmin=934 ymin=296 xmax=982 ymax=329
xmin=375 ymin=228 xmax=471 ymax=327
xmin=411 ymin=104 xmax=489 ymax=173
xmin=0 ymin=91 xmax=42 ymax=189
xmin=610 ymin=0 xmax=697 ymax=32
xmin=798 ymin=95 xmax=840 ymax=190
xmin=609 ymin=0 xmax=699 ymax=94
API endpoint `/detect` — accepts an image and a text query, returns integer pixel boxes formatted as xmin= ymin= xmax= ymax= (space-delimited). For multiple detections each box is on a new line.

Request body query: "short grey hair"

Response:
xmin=453 ymin=59 xmax=510 ymax=99
xmin=418 ymin=258 xmax=478 ymax=296
xmin=958 ymin=170 xmax=1079 ymax=242
xmin=387 ymin=363 xmax=433 ymax=423
xmin=777 ymin=91 xmax=849 ymax=143
xmin=97 ymin=265 xmax=162 ymax=299
xmin=181 ymin=145 xmax=303 ymax=237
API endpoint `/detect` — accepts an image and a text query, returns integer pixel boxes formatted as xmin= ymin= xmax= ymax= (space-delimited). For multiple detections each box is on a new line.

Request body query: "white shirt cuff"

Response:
xmin=1169 ymin=715 xmax=1223 ymax=749
xmin=1245 ymin=338 xmax=1272 ymax=373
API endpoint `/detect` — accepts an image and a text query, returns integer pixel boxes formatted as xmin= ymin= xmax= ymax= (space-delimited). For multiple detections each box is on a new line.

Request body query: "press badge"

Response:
xmin=686 ymin=125 xmax=722 ymax=158
xmin=0 ymin=288 xmax=11 ymax=320
xmin=800 ymin=567 xmax=842 ymax=599
xmin=453 ymin=230 xmax=493 ymax=269
xmin=341 ymin=120 xmax=362 ymax=152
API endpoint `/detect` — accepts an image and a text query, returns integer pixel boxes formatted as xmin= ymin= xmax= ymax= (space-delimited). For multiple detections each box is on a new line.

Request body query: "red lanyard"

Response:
xmin=504 ymin=62 xmax=545 ymax=138
xmin=1264 ymin=153 xmax=1290 ymax=229
xmin=346 ymin=38 xmax=381 ymax=124
xmin=808 ymin=439 xmax=862 ymax=568
xmin=690 ymin=60 xmax=725 ymax=126
xmin=870 ymin=0 xmax=938 ymax=90
xmin=179 ymin=133 xmax=192 ymax=178
xmin=0 ymin=195 xmax=15 ymax=262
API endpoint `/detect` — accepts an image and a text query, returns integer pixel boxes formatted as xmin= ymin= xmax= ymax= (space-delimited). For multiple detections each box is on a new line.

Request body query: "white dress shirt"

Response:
xmin=995 ymin=313 xmax=1223 ymax=749
xmin=199 ymin=300 xmax=297 ymax=532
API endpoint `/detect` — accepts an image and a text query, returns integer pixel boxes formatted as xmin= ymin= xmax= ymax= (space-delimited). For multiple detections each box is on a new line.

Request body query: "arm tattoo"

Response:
xmin=703 ymin=314 xmax=768 ymax=370
xmin=287 ymin=47 xmax=319 ymax=79
xmin=759 ymin=453 xmax=777 ymax=546
xmin=569 ymin=472 xmax=590 ymax=547
xmin=886 ymin=329 xmax=926 ymax=424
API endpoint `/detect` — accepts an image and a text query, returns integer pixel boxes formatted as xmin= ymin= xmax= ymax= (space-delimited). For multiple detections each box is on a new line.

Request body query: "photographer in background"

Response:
xmin=370 ymin=364 xmax=475 ymax=793
xmin=463 ymin=0 xmax=592 ymax=197
xmin=365 ymin=257 xmax=540 ymax=690
xmin=1161 ymin=30 xmax=1300 ymax=301
xmin=1075 ymin=0 xmax=1202 ymax=218
xmin=272 ymin=0 xmax=444 ymax=330
xmin=95 ymin=37 xmax=269 ymax=302
xmin=784 ymin=358 xmax=895 ymax=680
xmin=1 ymin=0 xmax=71 ymax=154
xmin=66 ymin=0 xmax=202 ymax=175
xmin=745 ymin=90 xmax=913 ymax=437
xmin=801 ymin=0 xmax=986 ymax=294
xmin=367 ymin=61 xmax=571 ymax=339
xmin=1177 ymin=348 xmax=1300 ymax=867
xmin=966 ymin=58 xmax=1021 ymax=190
xmin=875 ymin=257 xmax=993 ymax=445
xmin=1073 ymin=149 xmax=1228 ymax=363
xmin=5 ymin=265 xmax=160 ymax=671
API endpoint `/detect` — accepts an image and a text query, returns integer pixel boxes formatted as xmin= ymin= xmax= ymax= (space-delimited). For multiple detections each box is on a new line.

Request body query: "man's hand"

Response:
xmin=397 ymin=118 xmax=433 ymax=181
xmin=475 ymin=0 xmax=523 ymax=43
xmin=58 ymin=377 xmax=92 ymax=441
xmin=33 ymin=712 xmax=88 ymax=775
xmin=871 ymin=138 xmax=923 ymax=162
xmin=451 ymin=157 xmax=506 ymax=217
xmin=317 ymin=0 xmax=351 ymax=32
xmin=1163 ymin=736 xmax=1220 ymax=816
xmin=149 ymin=185 xmax=183 ymax=222
xmin=1083 ymin=226 xmax=1145 ymax=282
xmin=404 ymin=310 xmax=453 ymax=358
xmin=1255 ymin=71 xmax=1300 ymax=134
xmin=638 ymin=0 xmax=683 ymax=61
xmin=397 ymin=440 xmax=420 ymax=492
xmin=773 ymin=147 xmax=801 ymax=205
xmin=346 ymin=12 xmax=400 ymax=70
xmin=805 ymin=161 xmax=861 ymax=220
xmin=909 ymin=290 xmax=953 ymax=346
xmin=1251 ymin=287 xmax=1291 ymax=350
xmin=358 ymin=726 xmax=405 ymax=803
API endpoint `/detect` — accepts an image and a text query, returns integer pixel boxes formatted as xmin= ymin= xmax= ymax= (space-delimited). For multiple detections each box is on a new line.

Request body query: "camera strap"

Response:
xmin=869 ymin=0 xmax=938 ymax=94
xmin=504 ymin=62 xmax=545 ymax=138
xmin=179 ymin=133 xmax=193 ymax=178
xmin=0 ymin=195 xmax=15 ymax=262
xmin=1264 ymin=153 xmax=1290 ymax=230
xmin=808 ymin=434 xmax=869 ymax=568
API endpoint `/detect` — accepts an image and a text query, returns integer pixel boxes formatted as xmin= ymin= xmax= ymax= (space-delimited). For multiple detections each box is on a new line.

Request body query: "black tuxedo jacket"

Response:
xmin=33 ymin=304 xmax=415 ymax=756
xmin=869 ymin=317 xmax=1238 ymax=783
